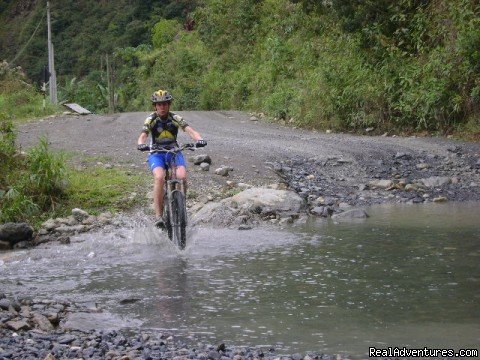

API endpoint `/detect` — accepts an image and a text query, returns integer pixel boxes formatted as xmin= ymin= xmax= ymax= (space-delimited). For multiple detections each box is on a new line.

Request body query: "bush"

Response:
xmin=0 ymin=136 xmax=67 ymax=223
xmin=0 ymin=61 xmax=59 ymax=122
xmin=152 ymin=19 xmax=181 ymax=49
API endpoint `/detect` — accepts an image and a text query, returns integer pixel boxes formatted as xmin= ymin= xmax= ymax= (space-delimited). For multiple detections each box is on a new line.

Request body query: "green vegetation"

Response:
xmin=0 ymin=61 xmax=59 ymax=122
xmin=0 ymin=123 xmax=146 ymax=224
xmin=117 ymin=0 xmax=480 ymax=135
xmin=0 ymin=127 xmax=66 ymax=223
xmin=65 ymin=166 xmax=145 ymax=213
xmin=0 ymin=118 xmax=146 ymax=225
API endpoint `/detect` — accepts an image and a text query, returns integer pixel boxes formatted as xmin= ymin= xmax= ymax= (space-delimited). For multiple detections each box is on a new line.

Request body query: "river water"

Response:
xmin=1 ymin=202 xmax=479 ymax=358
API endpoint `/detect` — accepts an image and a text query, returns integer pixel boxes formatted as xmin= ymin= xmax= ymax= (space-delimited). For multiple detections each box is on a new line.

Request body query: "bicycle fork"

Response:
xmin=166 ymin=179 xmax=186 ymax=226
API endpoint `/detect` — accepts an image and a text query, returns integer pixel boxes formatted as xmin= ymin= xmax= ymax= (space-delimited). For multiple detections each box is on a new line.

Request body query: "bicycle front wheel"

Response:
xmin=171 ymin=190 xmax=187 ymax=250
xmin=163 ymin=193 xmax=173 ymax=240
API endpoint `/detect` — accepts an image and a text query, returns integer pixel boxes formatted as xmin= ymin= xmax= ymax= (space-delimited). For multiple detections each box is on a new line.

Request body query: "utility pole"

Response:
xmin=47 ymin=1 xmax=57 ymax=104
xmin=106 ymin=53 xmax=115 ymax=113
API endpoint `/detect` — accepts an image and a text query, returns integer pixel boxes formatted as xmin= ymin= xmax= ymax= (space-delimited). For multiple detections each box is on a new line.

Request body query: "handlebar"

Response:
xmin=140 ymin=143 xmax=197 ymax=153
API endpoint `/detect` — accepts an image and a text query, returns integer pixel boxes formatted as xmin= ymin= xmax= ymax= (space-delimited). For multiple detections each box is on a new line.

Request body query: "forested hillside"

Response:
xmin=1 ymin=0 xmax=479 ymax=135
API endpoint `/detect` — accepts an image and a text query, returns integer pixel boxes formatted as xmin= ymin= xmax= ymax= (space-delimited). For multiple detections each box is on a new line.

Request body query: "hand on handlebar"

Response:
xmin=137 ymin=143 xmax=149 ymax=152
xmin=196 ymin=140 xmax=207 ymax=148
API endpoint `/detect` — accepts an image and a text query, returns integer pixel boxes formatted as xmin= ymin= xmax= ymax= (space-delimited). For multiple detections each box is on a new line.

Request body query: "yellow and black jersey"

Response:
xmin=142 ymin=112 xmax=189 ymax=145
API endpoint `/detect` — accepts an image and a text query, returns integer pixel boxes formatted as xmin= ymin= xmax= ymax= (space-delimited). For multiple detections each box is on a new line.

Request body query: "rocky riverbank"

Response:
xmin=0 ymin=209 xmax=123 ymax=250
xmin=268 ymin=143 xmax=480 ymax=218
xmin=0 ymin=293 xmax=345 ymax=360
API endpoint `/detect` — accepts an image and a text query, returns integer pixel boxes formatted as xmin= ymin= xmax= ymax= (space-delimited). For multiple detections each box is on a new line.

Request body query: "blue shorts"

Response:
xmin=148 ymin=152 xmax=186 ymax=171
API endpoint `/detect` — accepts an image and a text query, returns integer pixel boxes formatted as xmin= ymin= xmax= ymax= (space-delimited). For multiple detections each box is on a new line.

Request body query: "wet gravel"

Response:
xmin=0 ymin=293 xmax=347 ymax=360
xmin=0 ymin=328 xmax=345 ymax=360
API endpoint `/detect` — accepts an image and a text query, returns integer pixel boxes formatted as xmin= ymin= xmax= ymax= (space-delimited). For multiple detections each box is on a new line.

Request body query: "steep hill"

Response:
xmin=0 ymin=0 xmax=196 ymax=82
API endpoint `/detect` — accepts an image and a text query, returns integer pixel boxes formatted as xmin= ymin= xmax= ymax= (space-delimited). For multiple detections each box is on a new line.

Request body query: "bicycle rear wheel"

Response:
xmin=171 ymin=190 xmax=187 ymax=250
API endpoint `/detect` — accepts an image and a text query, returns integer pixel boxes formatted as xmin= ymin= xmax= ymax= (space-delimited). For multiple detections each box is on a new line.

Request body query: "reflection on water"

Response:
xmin=0 ymin=203 xmax=479 ymax=358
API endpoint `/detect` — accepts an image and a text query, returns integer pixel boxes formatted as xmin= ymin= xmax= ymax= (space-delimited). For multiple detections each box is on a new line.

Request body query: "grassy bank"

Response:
xmin=0 ymin=121 xmax=146 ymax=226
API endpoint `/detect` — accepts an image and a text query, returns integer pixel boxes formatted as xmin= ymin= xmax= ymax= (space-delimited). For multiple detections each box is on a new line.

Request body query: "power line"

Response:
xmin=8 ymin=10 xmax=46 ymax=66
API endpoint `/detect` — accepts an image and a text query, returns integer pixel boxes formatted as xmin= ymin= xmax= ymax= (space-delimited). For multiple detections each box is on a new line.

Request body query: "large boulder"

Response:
xmin=192 ymin=188 xmax=305 ymax=227
xmin=0 ymin=222 xmax=33 ymax=247
xmin=230 ymin=188 xmax=304 ymax=213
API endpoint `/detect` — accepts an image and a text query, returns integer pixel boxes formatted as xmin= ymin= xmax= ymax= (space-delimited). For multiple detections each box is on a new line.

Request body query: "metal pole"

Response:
xmin=106 ymin=53 xmax=114 ymax=113
xmin=47 ymin=1 xmax=57 ymax=104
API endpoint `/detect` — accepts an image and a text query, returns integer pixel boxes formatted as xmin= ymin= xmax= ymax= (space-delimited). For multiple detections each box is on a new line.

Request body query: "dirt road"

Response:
xmin=17 ymin=111 xmax=480 ymax=207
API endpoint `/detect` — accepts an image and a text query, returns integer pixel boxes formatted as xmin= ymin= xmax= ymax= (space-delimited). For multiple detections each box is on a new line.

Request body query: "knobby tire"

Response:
xmin=171 ymin=190 xmax=187 ymax=250
xmin=163 ymin=193 xmax=173 ymax=240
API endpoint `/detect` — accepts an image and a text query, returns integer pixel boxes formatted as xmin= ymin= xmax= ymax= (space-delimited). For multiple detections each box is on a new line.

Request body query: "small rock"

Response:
xmin=58 ymin=334 xmax=77 ymax=344
xmin=58 ymin=235 xmax=70 ymax=244
xmin=42 ymin=219 xmax=59 ymax=231
xmin=193 ymin=154 xmax=212 ymax=165
xmin=419 ymin=176 xmax=451 ymax=188
xmin=66 ymin=215 xmax=78 ymax=226
xmin=0 ymin=223 xmax=33 ymax=246
xmin=395 ymin=152 xmax=412 ymax=160
xmin=238 ymin=224 xmax=253 ymax=230
xmin=250 ymin=116 xmax=258 ymax=121
xmin=215 ymin=167 xmax=231 ymax=176
xmin=433 ymin=196 xmax=447 ymax=203
xmin=6 ymin=320 xmax=31 ymax=331
xmin=200 ymin=162 xmax=210 ymax=171
xmin=416 ymin=163 xmax=429 ymax=170
xmin=368 ymin=179 xmax=394 ymax=189
xmin=405 ymin=184 xmax=417 ymax=191
xmin=72 ymin=208 xmax=89 ymax=222
xmin=82 ymin=216 xmax=97 ymax=225
xmin=55 ymin=225 xmax=87 ymax=234
xmin=0 ymin=298 xmax=11 ymax=310
xmin=332 ymin=209 xmax=369 ymax=219
xmin=33 ymin=312 xmax=54 ymax=331
xmin=365 ymin=127 xmax=374 ymax=132
xmin=310 ymin=206 xmax=325 ymax=216
xmin=99 ymin=211 xmax=113 ymax=219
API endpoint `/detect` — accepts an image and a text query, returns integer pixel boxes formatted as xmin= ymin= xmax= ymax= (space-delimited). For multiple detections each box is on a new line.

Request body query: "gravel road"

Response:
xmin=17 ymin=110 xmax=480 ymax=208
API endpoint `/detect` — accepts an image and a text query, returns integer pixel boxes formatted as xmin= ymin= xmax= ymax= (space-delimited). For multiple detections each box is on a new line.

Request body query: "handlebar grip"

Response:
xmin=138 ymin=144 xmax=150 ymax=152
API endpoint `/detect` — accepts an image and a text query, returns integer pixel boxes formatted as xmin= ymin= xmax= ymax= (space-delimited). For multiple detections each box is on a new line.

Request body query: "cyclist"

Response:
xmin=137 ymin=89 xmax=206 ymax=228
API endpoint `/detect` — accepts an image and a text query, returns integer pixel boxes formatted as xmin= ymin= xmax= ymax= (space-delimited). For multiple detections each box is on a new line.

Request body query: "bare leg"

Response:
xmin=152 ymin=167 xmax=166 ymax=217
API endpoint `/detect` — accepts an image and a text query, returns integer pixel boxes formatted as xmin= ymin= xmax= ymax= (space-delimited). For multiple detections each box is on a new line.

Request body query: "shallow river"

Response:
xmin=1 ymin=202 xmax=479 ymax=358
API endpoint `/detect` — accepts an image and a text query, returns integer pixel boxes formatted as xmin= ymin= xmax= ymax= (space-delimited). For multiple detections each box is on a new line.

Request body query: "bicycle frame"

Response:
xmin=164 ymin=152 xmax=186 ymax=225
xmin=147 ymin=143 xmax=194 ymax=249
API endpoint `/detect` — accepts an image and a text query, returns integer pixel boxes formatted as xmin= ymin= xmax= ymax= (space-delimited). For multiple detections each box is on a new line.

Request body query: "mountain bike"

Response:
xmin=141 ymin=143 xmax=197 ymax=250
